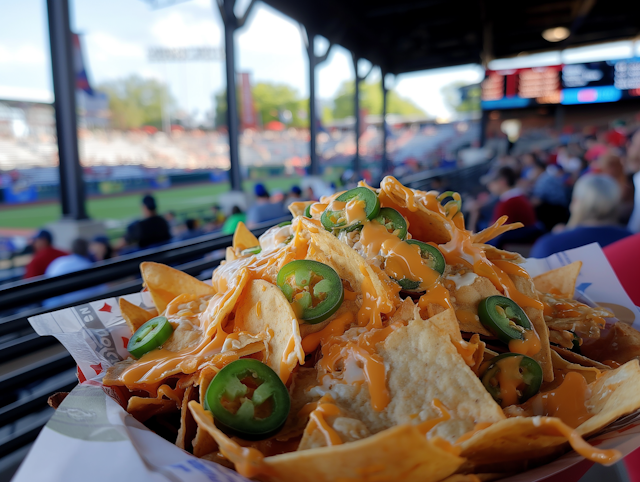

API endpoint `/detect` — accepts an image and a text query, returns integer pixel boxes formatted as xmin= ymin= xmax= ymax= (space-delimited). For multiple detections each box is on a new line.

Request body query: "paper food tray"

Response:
xmin=16 ymin=243 xmax=640 ymax=482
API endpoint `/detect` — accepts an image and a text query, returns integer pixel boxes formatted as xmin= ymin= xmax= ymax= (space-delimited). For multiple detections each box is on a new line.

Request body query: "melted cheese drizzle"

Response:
xmin=302 ymin=394 xmax=344 ymax=446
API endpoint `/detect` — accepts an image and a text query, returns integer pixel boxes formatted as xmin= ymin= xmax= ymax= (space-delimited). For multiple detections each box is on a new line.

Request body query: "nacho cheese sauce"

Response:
xmin=103 ymin=176 xmax=628 ymax=479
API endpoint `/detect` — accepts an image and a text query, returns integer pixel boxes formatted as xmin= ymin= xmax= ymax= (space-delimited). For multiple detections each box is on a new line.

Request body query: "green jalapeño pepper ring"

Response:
xmin=304 ymin=204 xmax=313 ymax=218
xmin=277 ymin=221 xmax=292 ymax=227
xmin=480 ymin=352 xmax=542 ymax=407
xmin=437 ymin=191 xmax=462 ymax=217
xmin=204 ymin=359 xmax=291 ymax=440
xmin=127 ymin=316 xmax=174 ymax=359
xmin=241 ymin=246 xmax=262 ymax=256
xmin=373 ymin=207 xmax=408 ymax=240
xmin=321 ymin=187 xmax=380 ymax=232
xmin=276 ymin=260 xmax=344 ymax=324
xmin=396 ymin=240 xmax=446 ymax=292
xmin=478 ymin=295 xmax=532 ymax=345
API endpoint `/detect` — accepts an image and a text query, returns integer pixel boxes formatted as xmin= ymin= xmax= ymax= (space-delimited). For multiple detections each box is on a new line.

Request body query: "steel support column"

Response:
xmin=353 ymin=56 xmax=361 ymax=176
xmin=221 ymin=0 xmax=242 ymax=191
xmin=304 ymin=31 xmax=332 ymax=176
xmin=381 ymin=72 xmax=389 ymax=176
xmin=308 ymin=33 xmax=318 ymax=175
xmin=47 ymin=0 xmax=87 ymax=220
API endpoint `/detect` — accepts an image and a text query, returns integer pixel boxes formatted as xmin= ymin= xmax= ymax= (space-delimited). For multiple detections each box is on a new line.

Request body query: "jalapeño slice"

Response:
xmin=304 ymin=204 xmax=313 ymax=218
xmin=437 ymin=191 xmax=462 ymax=217
xmin=374 ymin=207 xmax=408 ymax=240
xmin=277 ymin=221 xmax=292 ymax=227
xmin=241 ymin=246 xmax=262 ymax=256
xmin=204 ymin=359 xmax=290 ymax=440
xmin=127 ymin=316 xmax=173 ymax=359
xmin=478 ymin=295 xmax=532 ymax=345
xmin=396 ymin=240 xmax=446 ymax=292
xmin=480 ymin=352 xmax=542 ymax=407
xmin=276 ymin=260 xmax=344 ymax=324
xmin=321 ymin=187 xmax=380 ymax=231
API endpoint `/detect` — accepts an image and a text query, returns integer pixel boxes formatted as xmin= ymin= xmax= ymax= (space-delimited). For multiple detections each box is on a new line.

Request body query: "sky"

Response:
xmin=1 ymin=0 xmax=639 ymax=121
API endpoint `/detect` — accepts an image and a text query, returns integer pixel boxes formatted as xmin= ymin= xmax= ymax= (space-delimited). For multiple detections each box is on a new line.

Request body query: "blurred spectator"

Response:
xmin=222 ymin=206 xmax=246 ymax=235
xmin=44 ymin=238 xmax=104 ymax=308
xmin=626 ymin=130 xmax=640 ymax=233
xmin=271 ymin=190 xmax=285 ymax=204
xmin=46 ymin=238 xmax=92 ymax=277
xmin=603 ymin=233 xmax=640 ymax=306
xmin=209 ymin=204 xmax=225 ymax=231
xmin=177 ymin=219 xmax=205 ymax=241
xmin=124 ymin=194 xmax=172 ymax=249
xmin=531 ymin=174 xmax=631 ymax=258
xmin=164 ymin=211 xmax=178 ymax=234
xmin=597 ymin=153 xmax=634 ymax=223
xmin=24 ymin=229 xmax=67 ymax=279
xmin=246 ymin=184 xmax=287 ymax=227
xmin=285 ymin=186 xmax=304 ymax=206
xmin=486 ymin=167 xmax=537 ymax=226
xmin=89 ymin=235 xmax=113 ymax=262
xmin=530 ymin=162 xmax=570 ymax=232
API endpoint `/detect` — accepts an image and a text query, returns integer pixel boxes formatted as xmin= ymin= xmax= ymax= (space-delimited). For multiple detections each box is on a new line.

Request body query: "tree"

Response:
xmin=98 ymin=75 xmax=175 ymax=130
xmin=441 ymin=81 xmax=481 ymax=114
xmin=332 ymin=80 xmax=426 ymax=119
xmin=214 ymin=82 xmax=309 ymax=129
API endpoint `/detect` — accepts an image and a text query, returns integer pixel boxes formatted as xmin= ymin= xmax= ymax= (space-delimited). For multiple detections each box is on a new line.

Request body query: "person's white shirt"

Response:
xmin=628 ymin=171 xmax=640 ymax=233
xmin=45 ymin=254 xmax=92 ymax=277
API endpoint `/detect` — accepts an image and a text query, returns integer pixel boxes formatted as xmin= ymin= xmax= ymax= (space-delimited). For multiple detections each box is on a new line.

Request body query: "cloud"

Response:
xmin=236 ymin=4 xmax=303 ymax=56
xmin=0 ymin=44 xmax=46 ymax=65
xmin=86 ymin=32 xmax=146 ymax=62
xmin=150 ymin=10 xmax=221 ymax=47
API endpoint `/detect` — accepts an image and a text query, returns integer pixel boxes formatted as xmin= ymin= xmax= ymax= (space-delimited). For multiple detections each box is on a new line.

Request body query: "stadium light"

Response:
xmin=542 ymin=27 xmax=570 ymax=43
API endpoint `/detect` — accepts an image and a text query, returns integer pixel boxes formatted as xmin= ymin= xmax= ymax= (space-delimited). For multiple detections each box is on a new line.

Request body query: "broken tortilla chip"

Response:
xmin=234 ymin=279 xmax=304 ymax=383
xmin=119 ymin=298 xmax=157 ymax=333
xmin=127 ymin=396 xmax=177 ymax=423
xmin=581 ymin=322 xmax=640 ymax=366
xmin=288 ymin=201 xmax=312 ymax=218
xmin=189 ymin=400 xmax=464 ymax=482
xmin=140 ymin=262 xmax=214 ymax=314
xmin=233 ymin=221 xmax=259 ymax=251
xmin=533 ymin=261 xmax=582 ymax=297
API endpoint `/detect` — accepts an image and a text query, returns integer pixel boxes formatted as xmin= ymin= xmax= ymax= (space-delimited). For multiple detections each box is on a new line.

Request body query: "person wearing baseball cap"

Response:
xmin=24 ymin=229 xmax=68 ymax=279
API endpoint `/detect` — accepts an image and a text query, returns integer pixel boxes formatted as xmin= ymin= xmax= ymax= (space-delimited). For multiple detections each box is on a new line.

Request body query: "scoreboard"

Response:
xmin=481 ymin=59 xmax=640 ymax=110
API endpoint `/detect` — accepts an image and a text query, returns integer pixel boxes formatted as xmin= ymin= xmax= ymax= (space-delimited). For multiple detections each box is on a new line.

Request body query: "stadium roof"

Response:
xmin=260 ymin=0 xmax=640 ymax=74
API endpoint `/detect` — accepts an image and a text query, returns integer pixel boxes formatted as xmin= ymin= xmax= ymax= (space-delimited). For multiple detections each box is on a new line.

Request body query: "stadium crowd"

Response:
xmin=14 ymin=120 xmax=640 ymax=307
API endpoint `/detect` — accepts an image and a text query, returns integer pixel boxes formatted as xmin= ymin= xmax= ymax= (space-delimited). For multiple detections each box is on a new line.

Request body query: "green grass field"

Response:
xmin=0 ymin=177 xmax=302 ymax=231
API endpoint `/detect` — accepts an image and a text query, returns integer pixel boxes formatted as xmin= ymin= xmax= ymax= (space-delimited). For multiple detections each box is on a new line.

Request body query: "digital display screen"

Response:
xmin=481 ymin=59 xmax=640 ymax=109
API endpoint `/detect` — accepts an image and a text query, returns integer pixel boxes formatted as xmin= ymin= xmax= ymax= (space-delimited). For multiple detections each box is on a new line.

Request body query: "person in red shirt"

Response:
xmin=24 ymin=229 xmax=68 ymax=279
xmin=484 ymin=166 xmax=541 ymax=248
xmin=486 ymin=166 xmax=537 ymax=226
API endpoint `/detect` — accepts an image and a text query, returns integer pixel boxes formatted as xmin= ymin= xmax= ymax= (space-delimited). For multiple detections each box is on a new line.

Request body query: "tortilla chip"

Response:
xmin=189 ymin=400 xmax=464 ymax=482
xmin=301 ymin=217 xmax=399 ymax=316
xmin=233 ymin=221 xmax=259 ymax=251
xmin=576 ymin=359 xmax=640 ymax=437
xmin=449 ymin=276 xmax=498 ymax=336
xmin=459 ymin=416 xmax=620 ymax=473
xmin=460 ymin=362 xmax=640 ymax=471
xmin=549 ymin=350 xmax=602 ymax=386
xmin=533 ymin=262 xmax=582 ymax=297
xmin=482 ymin=245 xmax=525 ymax=263
xmin=119 ymin=298 xmax=158 ymax=333
xmin=308 ymin=309 xmax=505 ymax=444
xmin=581 ymin=322 xmax=640 ymax=365
xmin=140 ymin=262 xmax=214 ymax=314
xmin=176 ymin=384 xmax=198 ymax=451
xmin=510 ymin=274 xmax=553 ymax=382
xmin=127 ymin=397 xmax=177 ymax=423
xmin=289 ymin=201 xmax=312 ymax=218
xmin=234 ymin=279 xmax=304 ymax=382
xmin=378 ymin=176 xmax=452 ymax=244
xmin=550 ymin=346 xmax=611 ymax=371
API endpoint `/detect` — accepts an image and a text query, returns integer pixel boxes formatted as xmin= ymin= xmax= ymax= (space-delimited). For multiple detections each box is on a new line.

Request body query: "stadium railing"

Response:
xmin=0 ymin=160 xmax=491 ymax=478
